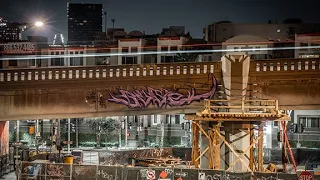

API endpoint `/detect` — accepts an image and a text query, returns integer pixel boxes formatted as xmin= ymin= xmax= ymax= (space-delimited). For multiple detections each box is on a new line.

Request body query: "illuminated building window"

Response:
xmin=299 ymin=117 xmax=320 ymax=128
xmin=122 ymin=56 xmax=137 ymax=64
xmin=9 ymin=60 xmax=17 ymax=66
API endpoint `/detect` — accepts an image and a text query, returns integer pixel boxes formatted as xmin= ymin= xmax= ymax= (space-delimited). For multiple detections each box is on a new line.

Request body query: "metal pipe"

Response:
xmin=68 ymin=118 xmax=71 ymax=153
xmin=76 ymin=119 xmax=79 ymax=148
xmin=125 ymin=116 xmax=128 ymax=148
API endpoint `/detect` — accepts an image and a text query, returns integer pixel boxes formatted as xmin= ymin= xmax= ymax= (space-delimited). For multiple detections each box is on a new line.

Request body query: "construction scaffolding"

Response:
xmin=185 ymin=99 xmax=296 ymax=173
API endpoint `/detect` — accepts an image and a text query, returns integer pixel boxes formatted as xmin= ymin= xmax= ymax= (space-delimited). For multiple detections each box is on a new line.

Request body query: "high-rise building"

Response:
xmin=0 ymin=17 xmax=29 ymax=42
xmin=67 ymin=3 xmax=103 ymax=45
xmin=203 ymin=21 xmax=320 ymax=42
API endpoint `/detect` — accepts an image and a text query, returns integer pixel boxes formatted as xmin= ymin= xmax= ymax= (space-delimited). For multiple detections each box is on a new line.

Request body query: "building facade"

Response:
xmin=203 ymin=21 xmax=320 ymax=42
xmin=0 ymin=17 xmax=29 ymax=42
xmin=118 ymin=38 xmax=147 ymax=65
xmin=295 ymin=33 xmax=320 ymax=58
xmin=67 ymin=3 xmax=103 ymax=45
xmin=222 ymin=35 xmax=273 ymax=60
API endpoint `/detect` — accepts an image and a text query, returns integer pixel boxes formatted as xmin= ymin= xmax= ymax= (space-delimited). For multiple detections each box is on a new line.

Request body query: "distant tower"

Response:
xmin=53 ymin=33 xmax=65 ymax=45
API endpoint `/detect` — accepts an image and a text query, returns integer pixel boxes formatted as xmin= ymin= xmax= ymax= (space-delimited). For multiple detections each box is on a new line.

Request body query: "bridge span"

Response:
xmin=0 ymin=56 xmax=319 ymax=121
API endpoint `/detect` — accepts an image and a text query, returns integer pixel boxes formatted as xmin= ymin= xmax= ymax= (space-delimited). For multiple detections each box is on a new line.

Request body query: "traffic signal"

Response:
xmin=128 ymin=121 xmax=132 ymax=129
xmin=181 ymin=123 xmax=185 ymax=130
xmin=289 ymin=123 xmax=297 ymax=133
xmin=29 ymin=126 xmax=35 ymax=135
xmin=277 ymin=131 xmax=283 ymax=142
xmin=298 ymin=124 xmax=305 ymax=133
xmin=71 ymin=123 xmax=76 ymax=133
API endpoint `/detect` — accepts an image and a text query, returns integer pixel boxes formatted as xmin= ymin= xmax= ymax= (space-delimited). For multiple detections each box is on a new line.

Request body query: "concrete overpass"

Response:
xmin=0 ymin=56 xmax=319 ymax=121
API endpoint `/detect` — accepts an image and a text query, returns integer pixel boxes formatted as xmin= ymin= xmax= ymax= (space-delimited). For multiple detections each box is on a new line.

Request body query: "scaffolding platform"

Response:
xmin=185 ymin=99 xmax=290 ymax=122
xmin=184 ymin=99 xmax=294 ymax=173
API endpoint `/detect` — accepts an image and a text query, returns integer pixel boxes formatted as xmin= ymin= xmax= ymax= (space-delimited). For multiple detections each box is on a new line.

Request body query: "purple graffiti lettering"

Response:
xmin=108 ymin=76 xmax=217 ymax=108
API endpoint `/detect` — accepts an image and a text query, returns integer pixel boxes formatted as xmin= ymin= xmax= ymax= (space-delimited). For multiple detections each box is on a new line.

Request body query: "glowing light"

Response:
xmin=35 ymin=21 xmax=44 ymax=27
xmin=1 ymin=45 xmax=320 ymax=61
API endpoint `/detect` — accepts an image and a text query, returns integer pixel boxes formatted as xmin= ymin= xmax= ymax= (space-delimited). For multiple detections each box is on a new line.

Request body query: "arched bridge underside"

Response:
xmin=0 ymin=57 xmax=319 ymax=121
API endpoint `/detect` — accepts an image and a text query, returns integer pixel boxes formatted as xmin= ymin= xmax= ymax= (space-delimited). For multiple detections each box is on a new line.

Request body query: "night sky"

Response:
xmin=0 ymin=0 xmax=319 ymax=41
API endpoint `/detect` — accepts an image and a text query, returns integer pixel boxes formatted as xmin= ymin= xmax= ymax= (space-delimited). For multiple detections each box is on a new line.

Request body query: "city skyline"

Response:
xmin=0 ymin=0 xmax=319 ymax=41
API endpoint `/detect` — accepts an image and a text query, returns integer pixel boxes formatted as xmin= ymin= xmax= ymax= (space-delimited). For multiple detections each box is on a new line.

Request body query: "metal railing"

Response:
xmin=202 ymin=99 xmax=280 ymax=114
xmin=0 ymin=154 xmax=13 ymax=178
xmin=18 ymin=161 xmax=309 ymax=180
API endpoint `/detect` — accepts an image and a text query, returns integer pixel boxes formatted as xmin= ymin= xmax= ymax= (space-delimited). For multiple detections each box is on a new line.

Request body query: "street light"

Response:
xmin=34 ymin=21 xmax=44 ymax=27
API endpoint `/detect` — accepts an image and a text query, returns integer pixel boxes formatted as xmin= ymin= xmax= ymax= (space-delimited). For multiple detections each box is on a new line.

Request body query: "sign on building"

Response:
xmin=2 ymin=42 xmax=36 ymax=54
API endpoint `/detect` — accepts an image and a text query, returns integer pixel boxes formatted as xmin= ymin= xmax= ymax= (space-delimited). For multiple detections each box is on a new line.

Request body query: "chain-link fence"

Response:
xmin=18 ymin=161 xmax=320 ymax=180
xmin=0 ymin=154 xmax=13 ymax=178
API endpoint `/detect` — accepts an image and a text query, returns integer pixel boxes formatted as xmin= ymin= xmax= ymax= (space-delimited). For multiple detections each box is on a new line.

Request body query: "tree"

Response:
xmin=84 ymin=117 xmax=120 ymax=148
xmin=173 ymin=46 xmax=202 ymax=62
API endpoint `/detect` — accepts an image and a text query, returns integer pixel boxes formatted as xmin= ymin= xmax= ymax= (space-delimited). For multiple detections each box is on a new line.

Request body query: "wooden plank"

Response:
xmin=185 ymin=115 xmax=290 ymax=121
xmin=258 ymin=124 xmax=264 ymax=172
xmin=250 ymin=124 xmax=254 ymax=171
xmin=191 ymin=121 xmax=200 ymax=168
xmin=195 ymin=122 xmax=210 ymax=140
xmin=214 ymin=124 xmax=220 ymax=170
xmin=214 ymin=129 xmax=253 ymax=172
xmin=227 ymin=131 xmax=263 ymax=171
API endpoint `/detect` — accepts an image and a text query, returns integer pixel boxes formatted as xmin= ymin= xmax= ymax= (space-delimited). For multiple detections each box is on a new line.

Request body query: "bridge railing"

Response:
xmin=0 ymin=62 xmax=221 ymax=83
xmin=203 ymin=99 xmax=279 ymax=114
xmin=250 ymin=58 xmax=320 ymax=73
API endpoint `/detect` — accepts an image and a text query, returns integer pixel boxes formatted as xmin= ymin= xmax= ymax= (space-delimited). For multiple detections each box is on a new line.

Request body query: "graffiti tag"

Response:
xmin=108 ymin=75 xmax=217 ymax=108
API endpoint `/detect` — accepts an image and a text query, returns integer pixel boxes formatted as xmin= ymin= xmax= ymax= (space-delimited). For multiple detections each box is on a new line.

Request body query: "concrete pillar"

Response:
xmin=156 ymin=115 xmax=165 ymax=147
xmin=224 ymin=122 xmax=251 ymax=172
xmin=200 ymin=121 xmax=210 ymax=168
xmin=221 ymin=54 xmax=250 ymax=100
xmin=220 ymin=54 xmax=252 ymax=171
xmin=51 ymin=119 xmax=58 ymax=153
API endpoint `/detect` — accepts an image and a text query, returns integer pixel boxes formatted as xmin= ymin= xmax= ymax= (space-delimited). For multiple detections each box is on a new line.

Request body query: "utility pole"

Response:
xmin=67 ymin=118 xmax=71 ymax=153
xmin=111 ymin=19 xmax=115 ymax=42
xmin=76 ymin=119 xmax=79 ymax=148
xmin=125 ymin=116 xmax=128 ymax=148
xmin=104 ymin=12 xmax=107 ymax=33
xmin=35 ymin=119 xmax=39 ymax=154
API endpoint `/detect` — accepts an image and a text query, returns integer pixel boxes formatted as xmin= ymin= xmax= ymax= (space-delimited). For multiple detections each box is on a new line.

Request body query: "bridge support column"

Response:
xmin=0 ymin=121 xmax=9 ymax=155
xmin=224 ymin=122 xmax=251 ymax=172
